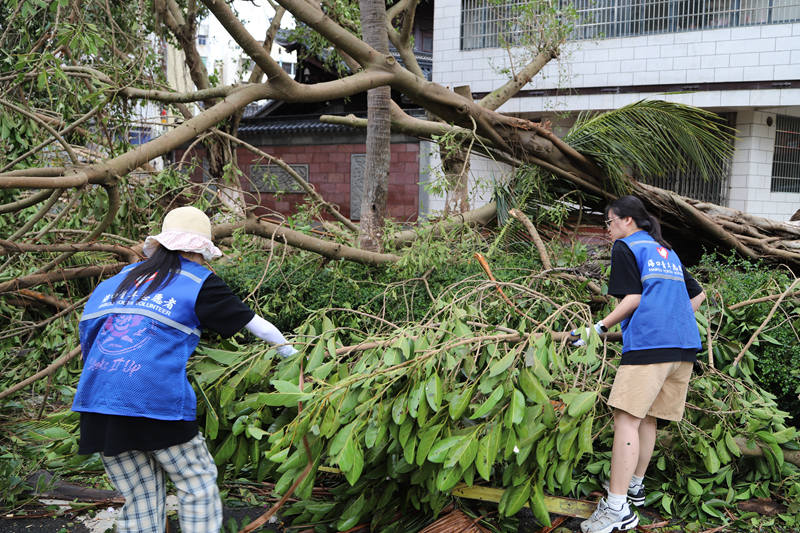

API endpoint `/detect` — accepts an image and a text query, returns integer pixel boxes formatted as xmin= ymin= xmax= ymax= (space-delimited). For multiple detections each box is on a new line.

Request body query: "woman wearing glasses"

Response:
xmin=579 ymin=195 xmax=705 ymax=533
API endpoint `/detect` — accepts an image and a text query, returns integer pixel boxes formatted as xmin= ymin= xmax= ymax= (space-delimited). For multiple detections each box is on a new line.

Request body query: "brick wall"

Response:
xmin=176 ymin=142 xmax=420 ymax=221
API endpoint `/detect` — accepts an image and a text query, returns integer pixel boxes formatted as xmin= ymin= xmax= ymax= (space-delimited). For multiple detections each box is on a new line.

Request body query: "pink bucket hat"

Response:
xmin=142 ymin=206 xmax=222 ymax=261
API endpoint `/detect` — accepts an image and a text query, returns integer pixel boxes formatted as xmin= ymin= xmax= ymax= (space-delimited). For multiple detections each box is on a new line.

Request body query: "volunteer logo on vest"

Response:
xmin=97 ymin=314 xmax=152 ymax=355
xmin=657 ymin=247 xmax=669 ymax=259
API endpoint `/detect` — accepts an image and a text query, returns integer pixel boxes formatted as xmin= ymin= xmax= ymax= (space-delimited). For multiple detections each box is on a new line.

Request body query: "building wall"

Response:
xmin=419 ymin=140 xmax=511 ymax=216
xmin=176 ymin=143 xmax=421 ymax=222
xmin=434 ymin=0 xmax=800 ymax=112
xmin=433 ymin=0 xmax=800 ymax=220
xmin=728 ymin=110 xmax=800 ymax=218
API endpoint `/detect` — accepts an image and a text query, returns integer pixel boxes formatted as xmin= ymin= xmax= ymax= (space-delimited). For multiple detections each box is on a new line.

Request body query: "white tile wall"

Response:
xmin=431 ymin=2 xmax=800 ymax=219
xmin=727 ymin=111 xmax=800 ymax=220
xmin=418 ymin=140 xmax=511 ymax=216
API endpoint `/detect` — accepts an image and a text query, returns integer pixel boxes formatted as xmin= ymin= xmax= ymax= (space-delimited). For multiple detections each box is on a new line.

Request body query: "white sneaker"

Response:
xmin=580 ymin=498 xmax=639 ymax=533
xmin=601 ymin=479 xmax=646 ymax=506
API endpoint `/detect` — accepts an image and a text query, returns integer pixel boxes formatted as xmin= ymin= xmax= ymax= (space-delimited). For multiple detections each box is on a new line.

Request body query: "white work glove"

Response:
xmin=244 ymin=314 xmax=298 ymax=357
xmin=569 ymin=321 xmax=607 ymax=347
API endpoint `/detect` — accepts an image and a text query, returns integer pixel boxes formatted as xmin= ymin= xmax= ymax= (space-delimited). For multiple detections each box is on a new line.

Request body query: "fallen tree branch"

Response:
xmin=16 ymin=289 xmax=73 ymax=310
xmin=659 ymin=432 xmax=800 ymax=468
xmin=0 ymin=346 xmax=82 ymax=400
xmin=0 ymin=239 xmax=140 ymax=263
xmin=728 ymin=290 xmax=800 ymax=311
xmin=509 ymin=208 xmax=552 ymax=270
xmin=391 ymin=202 xmax=497 ymax=245
xmin=732 ymin=278 xmax=800 ymax=367
xmin=214 ymin=218 xmax=400 ymax=265
xmin=0 ymin=263 xmax=127 ymax=294
xmin=335 ymin=329 xmax=622 ymax=356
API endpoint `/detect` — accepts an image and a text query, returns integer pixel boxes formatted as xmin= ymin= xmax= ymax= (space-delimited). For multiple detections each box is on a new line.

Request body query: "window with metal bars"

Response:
xmin=771 ymin=115 xmax=800 ymax=194
xmin=460 ymin=0 xmax=800 ymax=50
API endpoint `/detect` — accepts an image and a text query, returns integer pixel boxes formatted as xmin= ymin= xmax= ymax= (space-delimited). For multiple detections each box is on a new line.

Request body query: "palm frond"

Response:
xmin=564 ymin=100 xmax=736 ymax=192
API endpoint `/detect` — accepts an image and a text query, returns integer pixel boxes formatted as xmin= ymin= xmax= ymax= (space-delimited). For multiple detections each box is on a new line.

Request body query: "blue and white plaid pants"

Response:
xmin=101 ymin=433 xmax=222 ymax=533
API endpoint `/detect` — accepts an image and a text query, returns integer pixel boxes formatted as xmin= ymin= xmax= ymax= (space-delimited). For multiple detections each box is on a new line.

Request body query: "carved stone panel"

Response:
xmin=350 ymin=153 xmax=366 ymax=220
xmin=248 ymin=164 xmax=308 ymax=193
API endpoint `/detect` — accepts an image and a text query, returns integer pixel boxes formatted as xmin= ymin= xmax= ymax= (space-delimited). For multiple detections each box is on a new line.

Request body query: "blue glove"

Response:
xmin=569 ymin=322 xmax=607 ymax=347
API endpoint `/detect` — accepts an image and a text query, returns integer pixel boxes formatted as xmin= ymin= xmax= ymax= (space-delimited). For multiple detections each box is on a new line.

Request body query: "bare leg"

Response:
xmin=635 ymin=415 xmax=657 ymax=478
xmin=609 ymin=409 xmax=643 ymax=495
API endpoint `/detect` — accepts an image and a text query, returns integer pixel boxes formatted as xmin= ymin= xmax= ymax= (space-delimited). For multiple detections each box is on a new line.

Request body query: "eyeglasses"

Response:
xmin=604 ymin=216 xmax=620 ymax=227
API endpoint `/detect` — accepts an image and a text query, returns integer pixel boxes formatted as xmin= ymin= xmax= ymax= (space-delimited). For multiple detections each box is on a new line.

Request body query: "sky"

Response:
xmin=232 ymin=0 xmax=294 ymax=40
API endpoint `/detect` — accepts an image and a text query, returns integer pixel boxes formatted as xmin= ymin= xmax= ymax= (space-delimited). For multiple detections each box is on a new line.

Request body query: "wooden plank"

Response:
xmin=451 ymin=484 xmax=597 ymax=519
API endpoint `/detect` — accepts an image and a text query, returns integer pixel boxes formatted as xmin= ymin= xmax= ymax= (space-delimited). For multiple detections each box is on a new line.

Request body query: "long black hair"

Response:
xmin=605 ymin=195 xmax=672 ymax=249
xmin=112 ymin=245 xmax=183 ymax=302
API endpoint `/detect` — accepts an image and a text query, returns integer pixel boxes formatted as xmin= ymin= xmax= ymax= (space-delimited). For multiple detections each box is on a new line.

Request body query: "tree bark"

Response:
xmin=357 ymin=0 xmax=392 ymax=251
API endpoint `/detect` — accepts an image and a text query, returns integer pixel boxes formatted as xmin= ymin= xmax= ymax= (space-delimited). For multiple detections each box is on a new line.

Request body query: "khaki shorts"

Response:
xmin=607 ymin=361 xmax=693 ymax=421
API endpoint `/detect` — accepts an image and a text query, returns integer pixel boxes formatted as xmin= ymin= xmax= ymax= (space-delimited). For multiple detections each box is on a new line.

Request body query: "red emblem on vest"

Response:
xmin=657 ymin=247 xmax=669 ymax=259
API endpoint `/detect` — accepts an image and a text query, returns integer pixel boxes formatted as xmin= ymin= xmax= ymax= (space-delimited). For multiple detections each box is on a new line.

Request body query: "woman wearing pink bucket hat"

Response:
xmin=72 ymin=206 xmax=296 ymax=533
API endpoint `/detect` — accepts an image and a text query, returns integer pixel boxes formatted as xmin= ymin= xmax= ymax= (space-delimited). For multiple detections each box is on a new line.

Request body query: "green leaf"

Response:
xmin=435 ymin=465 xmax=463 ymax=491
xmin=213 ymin=434 xmax=236 ymax=465
xmin=398 ymin=419 xmax=414 ymax=448
xmin=306 ymin=341 xmax=326 ymax=371
xmin=566 ymin=390 xmax=597 ymax=418
xmin=271 ymin=379 xmax=300 ymax=393
xmin=577 ymin=416 xmax=593 ymax=458
xmin=519 ymin=368 xmax=549 ymax=405
xmin=687 ymin=478 xmax=703 ymax=497
xmin=475 ymin=436 xmax=492 ymax=481
xmin=344 ymin=443 xmax=364 ymax=485
xmin=337 ymin=494 xmax=366 ymax=531
xmin=338 ymin=436 xmax=355 ymax=472
xmin=445 ymin=432 xmax=478 ymax=469
xmin=427 ymin=436 xmax=463 ymax=463
xmin=245 ymin=425 xmax=267 ymax=440
xmin=416 ymin=424 xmax=443 ymax=466
xmin=489 ymin=348 xmax=516 ymax=377
xmin=448 ymin=385 xmax=473 ymax=420
xmin=529 ymin=482 xmax=551 ymax=527
xmin=499 ymin=479 xmax=531 ymax=517
xmin=392 ymin=394 xmax=408 ymax=425
xmin=471 ymin=387 xmax=504 ymax=419
xmin=219 ymin=385 xmax=236 ymax=408
xmin=330 ymin=421 xmax=355 ymax=456
xmin=504 ymin=388 xmax=525 ymax=428
xmin=260 ymin=392 xmax=311 ymax=406
xmin=425 ymin=373 xmax=443 ymax=412
xmin=703 ymin=446 xmax=721 ymax=474
xmin=725 ymin=431 xmax=741 ymax=457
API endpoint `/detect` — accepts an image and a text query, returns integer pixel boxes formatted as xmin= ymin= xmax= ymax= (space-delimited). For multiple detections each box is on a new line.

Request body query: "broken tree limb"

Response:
xmin=335 ymin=329 xmax=622 ymax=356
xmin=732 ymin=278 xmax=800 ymax=367
xmin=0 ymin=346 xmax=82 ymax=400
xmin=728 ymin=290 xmax=800 ymax=310
xmin=16 ymin=289 xmax=73 ymax=310
xmin=0 ymin=189 xmax=58 ymax=214
xmin=391 ymin=202 xmax=497 ymax=245
xmin=214 ymin=218 xmax=400 ymax=265
xmin=474 ymin=252 xmax=518 ymax=310
xmin=659 ymin=432 xmax=800 ymax=468
xmin=0 ymin=262 xmax=127 ymax=294
xmin=509 ymin=208 xmax=552 ymax=270
xmin=0 ymin=239 xmax=140 ymax=263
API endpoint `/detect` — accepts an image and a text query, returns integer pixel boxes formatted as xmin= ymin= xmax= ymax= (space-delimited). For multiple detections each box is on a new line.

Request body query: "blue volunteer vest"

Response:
xmin=72 ymin=258 xmax=212 ymax=421
xmin=618 ymin=231 xmax=701 ymax=353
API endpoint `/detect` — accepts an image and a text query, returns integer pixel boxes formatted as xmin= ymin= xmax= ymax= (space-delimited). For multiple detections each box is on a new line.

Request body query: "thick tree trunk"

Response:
xmin=442 ymin=148 xmax=471 ymax=215
xmin=357 ymin=0 xmax=392 ymax=251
